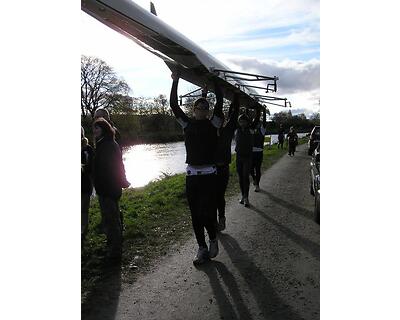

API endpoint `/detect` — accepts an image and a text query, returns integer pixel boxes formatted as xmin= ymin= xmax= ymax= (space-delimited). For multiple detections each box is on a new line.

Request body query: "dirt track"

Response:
xmin=86 ymin=144 xmax=320 ymax=320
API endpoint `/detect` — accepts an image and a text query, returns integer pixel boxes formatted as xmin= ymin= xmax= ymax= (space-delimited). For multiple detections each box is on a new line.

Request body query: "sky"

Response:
xmin=81 ymin=0 xmax=320 ymax=117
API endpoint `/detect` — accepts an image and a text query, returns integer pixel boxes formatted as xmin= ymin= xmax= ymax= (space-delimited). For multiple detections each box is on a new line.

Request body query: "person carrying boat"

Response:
xmin=214 ymin=93 xmax=240 ymax=231
xmin=235 ymin=107 xmax=260 ymax=207
xmin=169 ymin=71 xmax=224 ymax=265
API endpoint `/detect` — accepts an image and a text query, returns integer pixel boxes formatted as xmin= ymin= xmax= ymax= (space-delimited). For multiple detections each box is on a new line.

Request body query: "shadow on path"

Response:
xmin=250 ymin=206 xmax=320 ymax=260
xmin=197 ymin=261 xmax=254 ymax=320
xmin=219 ymin=234 xmax=305 ymax=320
xmin=82 ymin=261 xmax=122 ymax=320
xmin=260 ymin=190 xmax=314 ymax=221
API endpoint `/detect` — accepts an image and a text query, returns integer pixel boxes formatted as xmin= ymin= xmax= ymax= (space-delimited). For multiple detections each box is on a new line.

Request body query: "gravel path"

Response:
xmin=86 ymin=144 xmax=320 ymax=320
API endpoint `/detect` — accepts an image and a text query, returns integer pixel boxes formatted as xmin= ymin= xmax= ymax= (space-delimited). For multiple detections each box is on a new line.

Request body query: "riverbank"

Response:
xmin=81 ymin=114 xmax=184 ymax=147
xmin=81 ymin=138 xmax=308 ymax=312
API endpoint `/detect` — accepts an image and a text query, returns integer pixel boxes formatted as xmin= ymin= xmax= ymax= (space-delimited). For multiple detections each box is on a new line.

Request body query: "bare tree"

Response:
xmin=131 ymin=97 xmax=153 ymax=115
xmin=310 ymin=112 xmax=320 ymax=125
xmin=153 ymin=94 xmax=170 ymax=115
xmin=81 ymin=55 xmax=131 ymax=118
xmin=110 ymin=94 xmax=134 ymax=115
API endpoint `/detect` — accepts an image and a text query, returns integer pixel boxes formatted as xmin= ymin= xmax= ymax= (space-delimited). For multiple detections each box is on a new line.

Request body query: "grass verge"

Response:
xmin=81 ymin=138 xmax=307 ymax=312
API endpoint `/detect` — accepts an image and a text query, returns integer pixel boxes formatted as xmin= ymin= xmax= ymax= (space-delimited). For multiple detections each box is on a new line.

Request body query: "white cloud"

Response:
xmin=217 ymin=54 xmax=320 ymax=93
xmin=202 ymin=27 xmax=319 ymax=54
xmin=215 ymin=54 xmax=320 ymax=113
xmin=125 ymin=0 xmax=319 ymax=44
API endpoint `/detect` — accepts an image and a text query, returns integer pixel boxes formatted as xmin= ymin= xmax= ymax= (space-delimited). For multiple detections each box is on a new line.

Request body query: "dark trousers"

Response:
xmin=81 ymin=193 xmax=91 ymax=239
xmin=98 ymin=196 xmax=122 ymax=256
xmin=278 ymin=138 xmax=284 ymax=149
xmin=216 ymin=165 xmax=230 ymax=219
xmin=236 ymin=155 xmax=252 ymax=198
xmin=186 ymin=174 xmax=217 ymax=248
xmin=251 ymin=152 xmax=263 ymax=186
xmin=289 ymin=142 xmax=296 ymax=155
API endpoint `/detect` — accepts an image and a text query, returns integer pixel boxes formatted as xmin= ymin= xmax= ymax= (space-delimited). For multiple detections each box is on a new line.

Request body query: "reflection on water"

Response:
xmin=123 ymin=142 xmax=186 ymax=188
xmin=123 ymin=133 xmax=309 ymax=188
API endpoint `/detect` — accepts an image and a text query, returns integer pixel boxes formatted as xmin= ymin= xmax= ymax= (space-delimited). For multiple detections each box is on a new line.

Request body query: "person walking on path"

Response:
xmin=169 ymin=71 xmax=223 ymax=265
xmin=81 ymin=127 xmax=94 ymax=242
xmin=278 ymin=124 xmax=285 ymax=149
xmin=92 ymin=118 xmax=129 ymax=260
xmin=251 ymin=106 xmax=267 ymax=192
xmin=287 ymin=126 xmax=299 ymax=156
xmin=214 ymin=93 xmax=240 ymax=232
xmin=235 ymin=107 xmax=260 ymax=207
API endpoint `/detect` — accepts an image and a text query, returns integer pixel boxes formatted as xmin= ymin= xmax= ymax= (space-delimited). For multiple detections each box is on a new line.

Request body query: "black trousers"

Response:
xmin=186 ymin=174 xmax=217 ymax=248
xmin=251 ymin=151 xmax=263 ymax=186
xmin=278 ymin=138 xmax=284 ymax=149
xmin=289 ymin=142 xmax=297 ymax=155
xmin=216 ymin=164 xmax=230 ymax=219
xmin=98 ymin=196 xmax=122 ymax=256
xmin=236 ymin=155 xmax=252 ymax=198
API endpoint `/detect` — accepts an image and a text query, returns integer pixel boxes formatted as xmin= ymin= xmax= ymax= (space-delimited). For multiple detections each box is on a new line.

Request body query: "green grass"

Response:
xmin=81 ymin=139 xmax=307 ymax=308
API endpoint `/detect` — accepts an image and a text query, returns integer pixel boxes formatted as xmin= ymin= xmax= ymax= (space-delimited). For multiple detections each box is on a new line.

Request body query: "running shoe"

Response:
xmin=217 ymin=217 xmax=226 ymax=231
xmin=244 ymin=198 xmax=250 ymax=207
xmin=239 ymin=197 xmax=245 ymax=204
xmin=255 ymin=185 xmax=260 ymax=192
xmin=193 ymin=246 xmax=209 ymax=265
xmin=209 ymin=239 xmax=219 ymax=258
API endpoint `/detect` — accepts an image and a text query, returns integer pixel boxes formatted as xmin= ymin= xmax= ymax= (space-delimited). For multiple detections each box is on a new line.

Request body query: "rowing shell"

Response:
xmin=81 ymin=0 xmax=266 ymax=108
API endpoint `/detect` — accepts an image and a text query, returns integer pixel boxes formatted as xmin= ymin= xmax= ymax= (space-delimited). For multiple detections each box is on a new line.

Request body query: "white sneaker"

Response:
xmin=193 ymin=246 xmax=209 ymax=265
xmin=209 ymin=239 xmax=219 ymax=258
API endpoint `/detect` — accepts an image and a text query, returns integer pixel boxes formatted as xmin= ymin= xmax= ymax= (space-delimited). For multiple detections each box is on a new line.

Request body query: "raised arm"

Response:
xmin=262 ymin=106 xmax=267 ymax=128
xmin=250 ymin=105 xmax=261 ymax=129
xmin=169 ymin=73 xmax=189 ymax=125
xmin=212 ymin=78 xmax=224 ymax=119
xmin=226 ymin=92 xmax=240 ymax=131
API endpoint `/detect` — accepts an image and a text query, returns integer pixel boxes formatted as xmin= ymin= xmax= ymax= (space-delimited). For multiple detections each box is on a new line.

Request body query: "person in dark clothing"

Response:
xmin=251 ymin=106 xmax=267 ymax=192
xmin=287 ymin=126 xmax=298 ymax=156
xmin=215 ymin=93 xmax=240 ymax=232
xmin=235 ymin=107 xmax=260 ymax=207
xmin=278 ymin=124 xmax=285 ymax=149
xmin=93 ymin=108 xmax=129 ymax=231
xmin=81 ymin=127 xmax=94 ymax=242
xmin=92 ymin=118 xmax=129 ymax=259
xmin=170 ymin=71 xmax=223 ymax=265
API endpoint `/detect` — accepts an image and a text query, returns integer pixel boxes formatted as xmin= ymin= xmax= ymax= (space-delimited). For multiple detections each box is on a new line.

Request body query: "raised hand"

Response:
xmin=171 ymin=71 xmax=180 ymax=81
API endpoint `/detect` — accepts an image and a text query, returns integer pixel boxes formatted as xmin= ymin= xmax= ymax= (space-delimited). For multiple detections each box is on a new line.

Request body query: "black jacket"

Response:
xmin=169 ymin=77 xmax=224 ymax=166
xmin=278 ymin=128 xmax=285 ymax=141
xmin=253 ymin=127 xmax=266 ymax=149
xmin=287 ymin=132 xmax=298 ymax=145
xmin=93 ymin=136 xmax=126 ymax=199
xmin=184 ymin=119 xmax=219 ymax=165
xmin=235 ymin=128 xmax=254 ymax=157
xmin=81 ymin=143 xmax=94 ymax=194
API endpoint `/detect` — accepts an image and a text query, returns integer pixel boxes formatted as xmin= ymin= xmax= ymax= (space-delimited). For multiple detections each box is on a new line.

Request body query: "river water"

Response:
xmin=123 ymin=133 xmax=308 ymax=188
